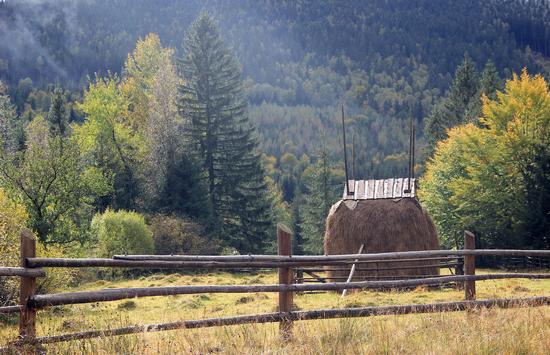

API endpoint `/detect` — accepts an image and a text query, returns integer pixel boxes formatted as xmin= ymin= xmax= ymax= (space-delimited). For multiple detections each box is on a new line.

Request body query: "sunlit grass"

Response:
xmin=1 ymin=270 xmax=549 ymax=354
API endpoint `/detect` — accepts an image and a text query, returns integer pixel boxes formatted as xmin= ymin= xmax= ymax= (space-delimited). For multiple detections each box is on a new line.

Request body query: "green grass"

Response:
xmin=1 ymin=269 xmax=549 ymax=354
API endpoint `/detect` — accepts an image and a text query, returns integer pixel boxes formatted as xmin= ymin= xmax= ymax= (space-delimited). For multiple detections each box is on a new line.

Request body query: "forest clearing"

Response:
xmin=1 ymin=1 xmax=550 ymax=353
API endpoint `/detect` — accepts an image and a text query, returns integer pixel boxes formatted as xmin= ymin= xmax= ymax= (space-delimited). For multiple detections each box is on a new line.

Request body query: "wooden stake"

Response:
xmin=19 ymin=229 xmax=37 ymax=349
xmin=341 ymin=244 xmax=364 ymax=298
xmin=277 ymin=224 xmax=293 ymax=341
xmin=464 ymin=231 xmax=476 ymax=300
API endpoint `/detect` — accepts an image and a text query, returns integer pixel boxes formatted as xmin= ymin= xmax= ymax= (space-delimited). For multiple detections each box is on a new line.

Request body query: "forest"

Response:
xmin=0 ymin=0 xmax=549 ymax=267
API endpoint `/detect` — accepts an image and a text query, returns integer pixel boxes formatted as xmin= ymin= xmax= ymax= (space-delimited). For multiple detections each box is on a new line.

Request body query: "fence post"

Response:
xmin=464 ymin=230 xmax=476 ymax=300
xmin=277 ymin=224 xmax=293 ymax=341
xmin=19 ymin=229 xmax=37 ymax=350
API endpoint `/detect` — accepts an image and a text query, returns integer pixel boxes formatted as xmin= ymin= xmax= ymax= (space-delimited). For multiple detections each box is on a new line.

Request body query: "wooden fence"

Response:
xmin=1 ymin=226 xmax=550 ymax=352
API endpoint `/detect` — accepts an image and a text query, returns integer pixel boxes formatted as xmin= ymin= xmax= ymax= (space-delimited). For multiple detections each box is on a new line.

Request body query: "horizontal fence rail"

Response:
xmin=112 ymin=250 xmax=550 ymax=263
xmin=0 ymin=267 xmax=45 ymax=278
xmin=0 ymin=305 xmax=21 ymax=314
xmin=9 ymin=296 xmax=550 ymax=347
xmin=27 ymin=250 xmax=550 ymax=269
xmin=29 ymin=274 xmax=550 ymax=308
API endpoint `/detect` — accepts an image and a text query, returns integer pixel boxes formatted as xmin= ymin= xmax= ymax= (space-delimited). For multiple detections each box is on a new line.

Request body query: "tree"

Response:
xmin=300 ymin=142 xmax=341 ymax=254
xmin=421 ymin=69 xmax=550 ymax=250
xmin=178 ymin=13 xmax=272 ymax=252
xmin=47 ymin=87 xmax=68 ymax=137
xmin=425 ymin=55 xmax=479 ymax=152
xmin=0 ymin=107 xmax=110 ymax=244
xmin=0 ymin=81 xmax=23 ymax=153
xmin=76 ymin=75 xmax=141 ymax=210
xmin=465 ymin=60 xmax=501 ymax=123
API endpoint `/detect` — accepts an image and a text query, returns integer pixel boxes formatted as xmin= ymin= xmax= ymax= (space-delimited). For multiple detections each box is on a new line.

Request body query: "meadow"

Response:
xmin=1 ymin=270 xmax=549 ymax=354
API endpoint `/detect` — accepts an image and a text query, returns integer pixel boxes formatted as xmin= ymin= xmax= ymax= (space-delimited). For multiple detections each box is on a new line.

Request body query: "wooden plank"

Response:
xmin=385 ymin=178 xmax=394 ymax=198
xmin=411 ymin=178 xmax=416 ymax=197
xmin=374 ymin=179 xmax=384 ymax=199
xmin=394 ymin=178 xmax=403 ymax=198
xmin=356 ymin=180 xmax=365 ymax=200
xmin=366 ymin=180 xmax=375 ymax=199
xmin=402 ymin=178 xmax=413 ymax=197
xmin=348 ymin=180 xmax=355 ymax=194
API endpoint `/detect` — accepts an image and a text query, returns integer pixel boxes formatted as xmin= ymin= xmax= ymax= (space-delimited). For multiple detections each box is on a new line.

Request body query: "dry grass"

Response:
xmin=1 ymin=270 xmax=549 ymax=354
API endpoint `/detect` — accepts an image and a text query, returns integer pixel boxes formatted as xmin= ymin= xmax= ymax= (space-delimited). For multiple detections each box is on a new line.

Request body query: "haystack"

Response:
xmin=324 ymin=196 xmax=440 ymax=281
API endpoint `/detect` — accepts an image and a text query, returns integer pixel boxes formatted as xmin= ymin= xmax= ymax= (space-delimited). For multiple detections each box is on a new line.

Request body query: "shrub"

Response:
xmin=0 ymin=188 xmax=76 ymax=306
xmin=92 ymin=209 xmax=154 ymax=257
xmin=0 ymin=188 xmax=28 ymax=305
xmin=148 ymin=214 xmax=217 ymax=255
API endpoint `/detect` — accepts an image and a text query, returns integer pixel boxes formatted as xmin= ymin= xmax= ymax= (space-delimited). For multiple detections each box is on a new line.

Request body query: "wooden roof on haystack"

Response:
xmin=342 ymin=178 xmax=416 ymax=200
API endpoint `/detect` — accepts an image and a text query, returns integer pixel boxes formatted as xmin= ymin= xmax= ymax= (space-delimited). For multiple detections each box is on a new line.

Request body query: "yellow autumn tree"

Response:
xmin=420 ymin=69 xmax=550 ymax=249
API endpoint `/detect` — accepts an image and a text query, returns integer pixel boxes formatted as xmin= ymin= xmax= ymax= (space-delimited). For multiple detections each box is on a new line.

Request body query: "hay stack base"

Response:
xmin=324 ymin=198 xmax=440 ymax=282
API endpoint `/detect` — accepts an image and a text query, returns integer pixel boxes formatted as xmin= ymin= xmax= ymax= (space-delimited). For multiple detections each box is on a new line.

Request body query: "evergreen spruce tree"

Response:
xmin=0 ymin=82 xmax=20 ymax=153
xmin=300 ymin=142 xmax=339 ymax=254
xmin=465 ymin=60 xmax=501 ymax=123
xmin=47 ymin=87 xmax=68 ymax=137
xmin=178 ymin=13 xmax=272 ymax=253
xmin=425 ymin=54 xmax=479 ymax=153
xmin=479 ymin=60 xmax=500 ymax=99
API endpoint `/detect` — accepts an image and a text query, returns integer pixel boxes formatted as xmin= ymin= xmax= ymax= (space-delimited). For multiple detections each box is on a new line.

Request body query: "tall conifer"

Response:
xmin=178 ymin=13 xmax=271 ymax=252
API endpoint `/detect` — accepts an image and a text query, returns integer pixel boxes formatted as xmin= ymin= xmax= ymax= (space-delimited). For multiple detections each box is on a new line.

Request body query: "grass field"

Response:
xmin=1 ymin=270 xmax=549 ymax=354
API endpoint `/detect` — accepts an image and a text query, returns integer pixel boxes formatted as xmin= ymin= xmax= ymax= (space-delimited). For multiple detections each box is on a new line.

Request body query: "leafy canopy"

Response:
xmin=421 ymin=69 xmax=550 ymax=249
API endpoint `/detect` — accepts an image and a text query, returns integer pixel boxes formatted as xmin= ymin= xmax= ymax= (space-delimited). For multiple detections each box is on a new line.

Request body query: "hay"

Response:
xmin=324 ymin=198 xmax=440 ymax=281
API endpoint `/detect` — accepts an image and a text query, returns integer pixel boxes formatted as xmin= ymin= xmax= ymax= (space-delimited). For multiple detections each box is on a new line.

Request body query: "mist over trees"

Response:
xmin=0 ymin=1 xmax=549 ymax=256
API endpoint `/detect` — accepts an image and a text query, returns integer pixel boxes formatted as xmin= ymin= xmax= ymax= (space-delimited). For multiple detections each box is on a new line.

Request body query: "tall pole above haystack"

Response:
xmin=406 ymin=115 xmax=414 ymax=193
xmin=352 ymin=132 xmax=356 ymax=182
xmin=341 ymin=104 xmax=351 ymax=195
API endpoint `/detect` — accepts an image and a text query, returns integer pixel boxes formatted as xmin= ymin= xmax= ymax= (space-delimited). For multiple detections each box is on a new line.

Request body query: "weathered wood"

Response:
xmin=0 ymin=305 xmax=21 ymax=314
xmin=356 ymin=180 xmax=365 ymax=200
xmin=366 ymin=179 xmax=375 ymax=199
xmin=115 ymin=255 xmax=461 ymax=263
xmin=386 ymin=179 xmax=395 ymax=198
xmin=0 ymin=267 xmax=45 ymax=278
xmin=28 ymin=249 xmax=550 ymax=269
xmin=302 ymin=270 xmax=327 ymax=283
xmin=19 ymin=229 xmax=37 ymax=344
xmin=299 ymin=262 xmax=461 ymax=273
xmin=15 ymin=296 xmax=550 ymax=346
xmin=29 ymin=274 xmax=550 ymax=308
xmin=277 ymin=224 xmax=293 ymax=341
xmin=341 ymin=244 xmax=364 ymax=298
xmin=394 ymin=178 xmax=403 ymax=198
xmin=464 ymin=231 xmax=476 ymax=300
xmin=375 ymin=179 xmax=384 ymax=199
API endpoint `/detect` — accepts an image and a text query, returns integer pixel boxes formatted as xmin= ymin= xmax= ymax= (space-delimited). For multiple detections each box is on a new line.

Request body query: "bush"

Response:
xmin=148 ymin=214 xmax=217 ymax=255
xmin=92 ymin=209 xmax=154 ymax=257
xmin=0 ymin=188 xmax=28 ymax=305
xmin=0 ymin=188 xmax=76 ymax=306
